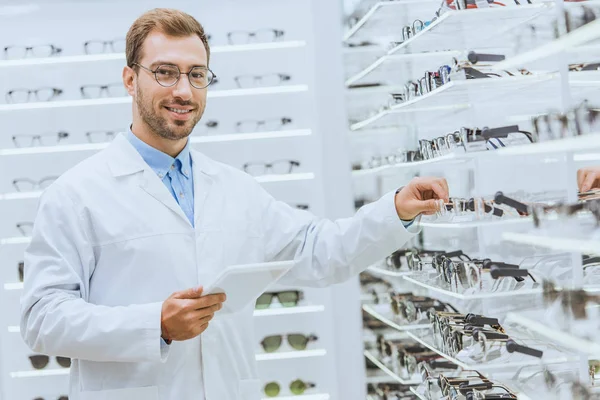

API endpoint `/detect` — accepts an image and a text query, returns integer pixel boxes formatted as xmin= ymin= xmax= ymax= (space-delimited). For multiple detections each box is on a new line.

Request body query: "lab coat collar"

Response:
xmin=107 ymin=133 xmax=218 ymax=177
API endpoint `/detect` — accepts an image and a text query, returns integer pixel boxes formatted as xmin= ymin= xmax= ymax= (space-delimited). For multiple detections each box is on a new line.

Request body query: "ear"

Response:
xmin=122 ymin=65 xmax=136 ymax=97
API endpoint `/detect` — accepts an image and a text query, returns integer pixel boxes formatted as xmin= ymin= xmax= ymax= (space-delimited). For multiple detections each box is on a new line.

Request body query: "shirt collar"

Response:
xmin=126 ymin=128 xmax=191 ymax=179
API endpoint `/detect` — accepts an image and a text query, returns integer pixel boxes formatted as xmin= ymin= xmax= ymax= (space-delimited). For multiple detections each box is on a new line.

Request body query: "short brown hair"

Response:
xmin=126 ymin=8 xmax=210 ymax=68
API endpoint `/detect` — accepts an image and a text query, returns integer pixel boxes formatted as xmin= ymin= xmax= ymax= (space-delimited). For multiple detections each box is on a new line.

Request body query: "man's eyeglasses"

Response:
xmin=12 ymin=131 xmax=69 ymax=148
xmin=133 ymin=63 xmax=216 ymax=90
xmin=6 ymin=88 xmax=63 ymax=104
xmin=84 ymin=38 xmax=125 ymax=54
xmin=12 ymin=176 xmax=58 ymax=192
xmin=236 ymin=117 xmax=292 ymax=133
xmin=3 ymin=44 xmax=62 ymax=60
xmin=227 ymin=29 xmax=284 ymax=45
xmin=243 ymin=160 xmax=300 ymax=177
xmin=234 ymin=74 xmax=291 ymax=89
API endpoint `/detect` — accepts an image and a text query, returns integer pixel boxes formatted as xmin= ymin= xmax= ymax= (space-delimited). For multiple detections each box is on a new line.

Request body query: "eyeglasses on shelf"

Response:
xmin=260 ymin=333 xmax=318 ymax=353
xmin=86 ymin=130 xmax=116 ymax=143
xmin=235 ymin=117 xmax=292 ymax=133
xmin=29 ymin=354 xmax=71 ymax=369
xmin=13 ymin=176 xmax=58 ymax=192
xmin=6 ymin=87 xmax=63 ymax=104
xmin=80 ymin=83 xmax=128 ymax=99
xmin=83 ymin=38 xmax=125 ymax=54
xmin=255 ymin=291 xmax=302 ymax=309
xmin=3 ymin=44 xmax=62 ymax=60
xmin=12 ymin=131 xmax=70 ymax=148
xmin=243 ymin=160 xmax=300 ymax=177
xmin=234 ymin=73 xmax=291 ymax=89
xmin=227 ymin=29 xmax=284 ymax=45
xmin=263 ymin=379 xmax=315 ymax=397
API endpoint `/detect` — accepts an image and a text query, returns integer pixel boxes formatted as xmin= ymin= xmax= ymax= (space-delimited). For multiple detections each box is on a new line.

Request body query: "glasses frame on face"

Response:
xmin=132 ymin=62 xmax=217 ymax=90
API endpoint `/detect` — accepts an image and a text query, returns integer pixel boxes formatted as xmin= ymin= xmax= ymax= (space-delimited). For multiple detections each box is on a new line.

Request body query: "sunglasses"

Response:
xmin=33 ymin=397 xmax=68 ymax=400
xmin=29 ymin=355 xmax=71 ymax=369
xmin=260 ymin=334 xmax=317 ymax=353
xmin=18 ymin=261 xmax=24 ymax=282
xmin=255 ymin=291 xmax=302 ymax=309
xmin=263 ymin=380 xmax=315 ymax=397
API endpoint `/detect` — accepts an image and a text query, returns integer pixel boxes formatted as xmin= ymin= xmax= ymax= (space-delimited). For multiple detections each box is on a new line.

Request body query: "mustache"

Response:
xmin=163 ymin=100 xmax=197 ymax=108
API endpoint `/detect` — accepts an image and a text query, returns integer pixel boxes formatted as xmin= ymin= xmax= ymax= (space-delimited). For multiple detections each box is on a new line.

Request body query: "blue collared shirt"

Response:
xmin=126 ymin=129 xmax=195 ymax=227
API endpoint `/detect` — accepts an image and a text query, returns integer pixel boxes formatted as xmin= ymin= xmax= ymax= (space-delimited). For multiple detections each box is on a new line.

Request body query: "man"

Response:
xmin=578 ymin=166 xmax=600 ymax=192
xmin=20 ymin=8 xmax=449 ymax=400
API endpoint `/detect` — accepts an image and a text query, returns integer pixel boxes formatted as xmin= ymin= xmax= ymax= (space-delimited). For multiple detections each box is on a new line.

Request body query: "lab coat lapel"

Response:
xmin=138 ymin=169 xmax=192 ymax=226
xmin=191 ymin=150 xmax=215 ymax=228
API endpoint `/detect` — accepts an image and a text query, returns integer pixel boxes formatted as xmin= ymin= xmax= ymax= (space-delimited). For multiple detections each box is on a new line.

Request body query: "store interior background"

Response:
xmin=1 ymin=0 xmax=600 ymax=399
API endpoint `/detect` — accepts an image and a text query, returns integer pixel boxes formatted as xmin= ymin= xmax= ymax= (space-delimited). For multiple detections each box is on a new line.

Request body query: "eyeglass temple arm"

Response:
xmin=472 ymin=329 xmax=509 ymax=341
xmin=465 ymin=314 xmax=500 ymax=327
xmin=489 ymin=264 xmax=529 ymax=279
xmin=467 ymin=51 xmax=506 ymax=64
xmin=466 ymin=198 xmax=504 ymax=217
xmin=506 ymin=339 xmax=543 ymax=358
xmin=494 ymin=191 xmax=530 ymax=214
xmin=428 ymin=360 xmax=459 ymax=370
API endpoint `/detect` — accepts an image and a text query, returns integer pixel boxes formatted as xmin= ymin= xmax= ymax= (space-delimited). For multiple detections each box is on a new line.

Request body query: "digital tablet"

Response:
xmin=203 ymin=260 xmax=296 ymax=314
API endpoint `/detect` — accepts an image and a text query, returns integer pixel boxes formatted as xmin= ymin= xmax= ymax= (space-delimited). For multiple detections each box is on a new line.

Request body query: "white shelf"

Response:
xmin=361 ymin=304 xmax=429 ymax=331
xmin=352 ymin=153 xmax=471 ymax=177
xmin=496 ymin=134 xmax=600 ymax=156
xmin=0 ymin=85 xmax=309 ymax=112
xmin=10 ymin=369 xmax=70 ymax=378
xmin=366 ymin=266 xmax=414 ymax=278
xmin=502 ymin=232 xmax=600 ymax=256
xmin=386 ymin=4 xmax=551 ymax=55
xmin=410 ymin=387 xmax=428 ymax=400
xmin=253 ymin=305 xmax=325 ymax=317
xmin=418 ymin=216 xmax=532 ymax=229
xmin=494 ymin=19 xmax=600 ymax=70
xmin=4 ymin=282 xmax=23 ymax=291
xmin=7 ymin=326 xmax=19 ymax=333
xmin=349 ymin=74 xmax=555 ymax=131
xmin=363 ymin=350 xmax=421 ymax=385
xmin=255 ymin=173 xmax=315 ymax=183
xmin=0 ymin=237 xmax=31 ymax=245
xmin=255 ymin=349 xmax=326 ymax=361
xmin=0 ymin=41 xmax=307 ymax=68
xmin=0 ymin=129 xmax=313 ymax=155
xmin=261 ymin=395 xmax=329 ymax=400
xmin=506 ymin=312 xmax=600 ymax=357
xmin=0 ymin=191 xmax=42 ymax=201
xmin=401 ymin=275 xmax=543 ymax=301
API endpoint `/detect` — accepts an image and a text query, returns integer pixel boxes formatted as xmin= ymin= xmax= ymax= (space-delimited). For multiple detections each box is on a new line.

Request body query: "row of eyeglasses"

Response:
xmin=3 ymin=29 xmax=288 ymax=60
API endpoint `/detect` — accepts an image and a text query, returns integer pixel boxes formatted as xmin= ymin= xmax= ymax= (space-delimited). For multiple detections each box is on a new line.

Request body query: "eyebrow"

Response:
xmin=149 ymin=60 xmax=208 ymax=69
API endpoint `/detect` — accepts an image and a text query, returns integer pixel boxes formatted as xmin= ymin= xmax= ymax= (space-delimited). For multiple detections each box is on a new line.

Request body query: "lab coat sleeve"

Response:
xmin=20 ymin=184 xmax=165 ymax=363
xmin=259 ymin=186 xmax=419 ymax=287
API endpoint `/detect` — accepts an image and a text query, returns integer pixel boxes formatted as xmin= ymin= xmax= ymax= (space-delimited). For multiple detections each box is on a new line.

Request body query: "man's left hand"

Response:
xmin=394 ymin=177 xmax=449 ymax=221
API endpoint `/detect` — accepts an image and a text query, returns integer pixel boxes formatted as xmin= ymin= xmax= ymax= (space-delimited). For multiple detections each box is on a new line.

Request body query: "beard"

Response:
xmin=135 ymin=84 xmax=203 ymax=141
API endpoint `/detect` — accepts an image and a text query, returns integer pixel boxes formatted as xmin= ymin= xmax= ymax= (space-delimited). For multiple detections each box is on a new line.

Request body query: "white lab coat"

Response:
xmin=20 ymin=133 xmax=416 ymax=400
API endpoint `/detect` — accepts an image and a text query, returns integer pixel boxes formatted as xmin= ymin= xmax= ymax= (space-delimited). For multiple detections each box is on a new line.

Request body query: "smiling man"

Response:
xmin=21 ymin=8 xmax=449 ymax=400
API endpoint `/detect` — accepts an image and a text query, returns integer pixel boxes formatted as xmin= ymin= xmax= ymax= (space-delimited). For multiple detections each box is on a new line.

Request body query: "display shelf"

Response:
xmin=0 ymin=41 xmax=308 ymax=68
xmin=493 ymin=19 xmax=600 ymax=70
xmin=261 ymin=395 xmax=329 ymax=400
xmin=343 ymin=0 xmax=437 ymax=42
xmin=351 ymin=153 xmax=470 ymax=177
xmin=401 ymin=275 xmax=542 ymax=301
xmin=253 ymin=305 xmax=325 ymax=317
xmin=0 ymin=192 xmax=41 ymax=201
xmin=366 ymin=266 xmax=413 ymax=278
xmin=502 ymin=232 xmax=600 ymax=256
xmin=418 ymin=216 xmax=531 ymax=229
xmin=254 ymin=173 xmax=315 ymax=183
xmin=0 ymin=236 xmax=31 ymax=245
xmin=404 ymin=329 xmax=570 ymax=372
xmin=363 ymin=350 xmax=421 ymax=385
xmin=7 ymin=326 xmax=19 ymax=333
xmin=385 ymin=4 xmax=551 ymax=55
xmin=345 ymin=50 xmax=461 ymax=87
xmin=0 ymin=129 xmax=313 ymax=155
xmin=496 ymin=133 xmax=600 ymax=156
xmin=10 ymin=369 xmax=70 ymax=378
xmin=349 ymin=74 xmax=555 ymax=131
xmin=366 ymin=370 xmax=399 ymax=384
xmin=506 ymin=311 xmax=600 ymax=357
xmin=362 ymin=304 xmax=429 ymax=331
xmin=255 ymin=349 xmax=327 ymax=361
xmin=0 ymin=85 xmax=310 ymax=112
xmin=3 ymin=282 xmax=23 ymax=291
xmin=409 ymin=387 xmax=428 ymax=400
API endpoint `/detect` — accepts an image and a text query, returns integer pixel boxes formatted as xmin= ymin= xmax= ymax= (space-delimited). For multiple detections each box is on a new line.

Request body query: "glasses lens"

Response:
xmin=288 ymin=334 xmax=309 ymax=350
xmin=7 ymin=90 xmax=31 ymax=104
xmin=111 ymin=39 xmax=126 ymax=53
xmin=255 ymin=293 xmax=273 ymax=309
xmin=261 ymin=336 xmax=282 ymax=353
xmin=290 ymin=379 xmax=307 ymax=395
xmin=264 ymin=118 xmax=290 ymax=131
xmin=270 ymin=160 xmax=295 ymax=175
xmin=278 ymin=291 xmax=300 ymax=307
xmin=189 ymin=67 xmax=214 ymax=89
xmin=17 ymin=222 xmax=33 ymax=236
xmin=235 ymin=75 xmax=256 ymax=88
xmin=255 ymin=29 xmax=283 ymax=42
xmin=228 ymin=31 xmax=250 ymax=45
xmin=80 ymin=86 xmax=103 ymax=99
xmin=84 ymin=41 xmax=106 ymax=54
xmin=29 ymin=355 xmax=50 ymax=369
xmin=18 ymin=262 xmax=24 ymax=282
xmin=13 ymin=179 xmax=34 ymax=192
xmin=39 ymin=177 xmax=57 ymax=189
xmin=236 ymin=120 xmax=259 ymax=133
xmin=86 ymin=131 xmax=115 ymax=143
xmin=243 ymin=163 xmax=265 ymax=177
xmin=261 ymin=74 xmax=284 ymax=86
xmin=4 ymin=46 xmax=26 ymax=60
xmin=36 ymin=88 xmax=58 ymax=102
xmin=31 ymin=45 xmax=54 ymax=58
xmin=155 ymin=65 xmax=180 ymax=87
xmin=264 ymin=382 xmax=280 ymax=397
xmin=56 ymin=356 xmax=71 ymax=368
xmin=105 ymin=83 xmax=127 ymax=98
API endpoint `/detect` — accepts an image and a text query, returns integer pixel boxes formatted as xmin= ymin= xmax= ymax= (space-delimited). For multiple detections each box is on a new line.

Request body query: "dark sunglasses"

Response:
xmin=29 ymin=355 xmax=71 ymax=369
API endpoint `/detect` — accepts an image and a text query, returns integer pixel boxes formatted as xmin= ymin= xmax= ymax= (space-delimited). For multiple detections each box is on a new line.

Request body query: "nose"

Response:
xmin=172 ymin=73 xmax=193 ymax=101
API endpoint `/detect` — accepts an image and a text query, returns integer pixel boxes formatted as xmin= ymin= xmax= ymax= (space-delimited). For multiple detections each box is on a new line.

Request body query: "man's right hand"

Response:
xmin=160 ymin=287 xmax=226 ymax=342
xmin=578 ymin=166 xmax=600 ymax=192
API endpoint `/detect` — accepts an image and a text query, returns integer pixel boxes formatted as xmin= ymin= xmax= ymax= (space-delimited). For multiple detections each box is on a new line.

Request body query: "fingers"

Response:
xmin=173 ymin=286 xmax=204 ymax=299
xmin=415 ymin=177 xmax=449 ymax=202
xmin=430 ymin=181 xmax=449 ymax=203
xmin=582 ymin=171 xmax=599 ymax=192
xmin=578 ymin=169 xmax=586 ymax=191
xmin=421 ymin=199 xmax=440 ymax=215
xmin=190 ymin=293 xmax=226 ymax=310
